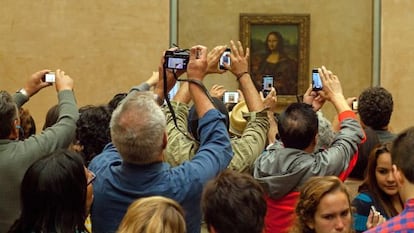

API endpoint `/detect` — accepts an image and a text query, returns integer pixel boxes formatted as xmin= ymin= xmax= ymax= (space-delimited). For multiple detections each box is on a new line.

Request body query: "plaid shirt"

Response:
xmin=364 ymin=199 xmax=414 ymax=233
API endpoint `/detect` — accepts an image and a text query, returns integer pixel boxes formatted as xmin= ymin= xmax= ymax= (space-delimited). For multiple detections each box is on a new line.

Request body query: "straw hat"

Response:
xmin=229 ymin=101 xmax=249 ymax=136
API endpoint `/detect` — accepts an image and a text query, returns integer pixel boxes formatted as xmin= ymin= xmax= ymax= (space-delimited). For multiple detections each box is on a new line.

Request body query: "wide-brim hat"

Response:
xmin=229 ymin=101 xmax=249 ymax=136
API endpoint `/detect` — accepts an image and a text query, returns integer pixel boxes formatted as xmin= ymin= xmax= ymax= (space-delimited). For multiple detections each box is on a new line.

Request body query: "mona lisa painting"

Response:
xmin=240 ymin=14 xmax=310 ymax=103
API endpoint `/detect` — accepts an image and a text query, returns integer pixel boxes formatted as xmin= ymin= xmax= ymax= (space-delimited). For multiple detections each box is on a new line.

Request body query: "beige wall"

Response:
xmin=0 ymin=1 xmax=169 ymax=130
xmin=382 ymin=0 xmax=414 ymax=133
xmin=178 ymin=0 xmax=373 ymax=120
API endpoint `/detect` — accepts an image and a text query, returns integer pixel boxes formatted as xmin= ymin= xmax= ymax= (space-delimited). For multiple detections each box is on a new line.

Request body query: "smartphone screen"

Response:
xmin=219 ymin=48 xmax=231 ymax=70
xmin=312 ymin=69 xmax=322 ymax=91
xmin=223 ymin=91 xmax=239 ymax=104
xmin=262 ymin=75 xmax=274 ymax=97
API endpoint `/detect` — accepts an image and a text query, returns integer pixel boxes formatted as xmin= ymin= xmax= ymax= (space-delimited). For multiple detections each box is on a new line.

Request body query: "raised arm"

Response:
xmin=228 ymin=40 xmax=264 ymax=112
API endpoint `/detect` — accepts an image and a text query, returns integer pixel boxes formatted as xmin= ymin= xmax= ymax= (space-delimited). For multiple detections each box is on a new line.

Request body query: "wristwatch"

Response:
xmin=16 ymin=88 xmax=29 ymax=98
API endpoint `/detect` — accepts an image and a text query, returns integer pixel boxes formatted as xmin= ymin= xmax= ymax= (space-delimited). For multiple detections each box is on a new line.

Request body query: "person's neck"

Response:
xmin=391 ymin=194 xmax=404 ymax=213
xmin=398 ymin=182 xmax=414 ymax=204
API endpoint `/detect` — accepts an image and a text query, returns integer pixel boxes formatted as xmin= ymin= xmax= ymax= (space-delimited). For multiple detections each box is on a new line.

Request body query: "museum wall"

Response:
xmin=0 ymin=1 xmax=169 ymax=130
xmin=178 ymin=0 xmax=373 ymax=122
xmin=381 ymin=0 xmax=414 ymax=133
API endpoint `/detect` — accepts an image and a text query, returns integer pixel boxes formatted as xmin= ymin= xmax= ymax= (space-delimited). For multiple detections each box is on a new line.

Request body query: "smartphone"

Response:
xmin=262 ymin=75 xmax=274 ymax=97
xmin=312 ymin=69 xmax=322 ymax=91
xmin=219 ymin=48 xmax=231 ymax=70
xmin=352 ymin=99 xmax=358 ymax=111
xmin=223 ymin=91 xmax=239 ymax=104
xmin=45 ymin=72 xmax=55 ymax=83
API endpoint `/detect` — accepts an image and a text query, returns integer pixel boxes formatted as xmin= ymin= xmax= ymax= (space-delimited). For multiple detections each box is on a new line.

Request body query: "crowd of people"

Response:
xmin=0 ymin=40 xmax=412 ymax=233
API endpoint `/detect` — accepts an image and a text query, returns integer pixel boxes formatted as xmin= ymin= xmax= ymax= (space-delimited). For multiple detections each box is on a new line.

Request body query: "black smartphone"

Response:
xmin=223 ymin=91 xmax=239 ymax=104
xmin=262 ymin=75 xmax=274 ymax=97
xmin=312 ymin=69 xmax=322 ymax=91
xmin=219 ymin=48 xmax=231 ymax=70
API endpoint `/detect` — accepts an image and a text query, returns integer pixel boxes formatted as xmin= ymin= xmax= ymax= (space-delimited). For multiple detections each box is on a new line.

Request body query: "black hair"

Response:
xmin=187 ymin=97 xmax=229 ymax=141
xmin=277 ymin=103 xmax=318 ymax=150
xmin=8 ymin=149 xmax=88 ymax=233
xmin=76 ymin=105 xmax=112 ymax=163
xmin=0 ymin=91 xmax=18 ymax=139
xmin=358 ymin=87 xmax=393 ymax=130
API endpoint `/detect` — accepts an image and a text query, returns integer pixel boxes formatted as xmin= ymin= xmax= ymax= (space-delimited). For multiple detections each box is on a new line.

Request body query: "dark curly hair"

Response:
xmin=358 ymin=87 xmax=393 ymax=130
xmin=76 ymin=105 xmax=112 ymax=163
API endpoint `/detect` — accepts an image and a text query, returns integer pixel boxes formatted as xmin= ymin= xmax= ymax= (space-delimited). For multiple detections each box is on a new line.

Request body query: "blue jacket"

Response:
xmin=89 ymin=109 xmax=233 ymax=233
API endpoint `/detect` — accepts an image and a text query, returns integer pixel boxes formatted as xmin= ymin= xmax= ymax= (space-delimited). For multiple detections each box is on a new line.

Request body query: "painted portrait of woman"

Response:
xmin=251 ymin=31 xmax=298 ymax=95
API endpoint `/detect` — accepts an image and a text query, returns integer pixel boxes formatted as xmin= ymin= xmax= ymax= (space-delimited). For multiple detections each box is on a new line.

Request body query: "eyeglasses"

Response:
xmin=87 ymin=170 xmax=96 ymax=185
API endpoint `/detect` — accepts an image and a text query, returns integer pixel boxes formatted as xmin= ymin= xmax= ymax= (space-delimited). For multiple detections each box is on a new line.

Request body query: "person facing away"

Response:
xmin=165 ymin=41 xmax=269 ymax=174
xmin=290 ymin=176 xmax=354 ymax=233
xmin=117 ymin=196 xmax=186 ymax=233
xmin=88 ymin=45 xmax=233 ymax=233
xmin=201 ymin=169 xmax=266 ymax=233
xmin=357 ymin=86 xmax=396 ymax=143
xmin=365 ymin=126 xmax=414 ymax=232
xmin=0 ymin=69 xmax=78 ymax=232
xmin=253 ymin=66 xmax=365 ymax=233
xmin=8 ymin=149 xmax=94 ymax=233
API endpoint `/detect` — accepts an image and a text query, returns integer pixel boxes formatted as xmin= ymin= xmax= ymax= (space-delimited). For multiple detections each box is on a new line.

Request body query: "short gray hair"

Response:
xmin=110 ymin=92 xmax=166 ymax=164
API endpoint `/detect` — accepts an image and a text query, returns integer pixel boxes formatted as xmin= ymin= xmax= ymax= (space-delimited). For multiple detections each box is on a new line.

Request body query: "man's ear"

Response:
xmin=8 ymin=119 xmax=20 ymax=140
xmin=162 ymin=131 xmax=167 ymax=149
xmin=392 ymin=164 xmax=405 ymax=187
xmin=208 ymin=224 xmax=216 ymax=233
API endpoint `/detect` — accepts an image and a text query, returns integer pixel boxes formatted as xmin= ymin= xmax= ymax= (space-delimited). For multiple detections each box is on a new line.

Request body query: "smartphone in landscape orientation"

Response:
xmin=262 ymin=75 xmax=274 ymax=97
xmin=223 ymin=91 xmax=239 ymax=104
xmin=219 ymin=48 xmax=231 ymax=70
xmin=312 ymin=68 xmax=322 ymax=91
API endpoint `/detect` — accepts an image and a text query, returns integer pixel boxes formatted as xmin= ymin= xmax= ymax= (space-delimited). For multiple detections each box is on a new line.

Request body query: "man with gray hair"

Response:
xmin=89 ymin=45 xmax=233 ymax=233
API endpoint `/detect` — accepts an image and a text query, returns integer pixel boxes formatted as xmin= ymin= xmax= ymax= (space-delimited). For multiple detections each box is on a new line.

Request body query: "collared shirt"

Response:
xmin=89 ymin=109 xmax=232 ymax=233
xmin=364 ymin=199 xmax=414 ymax=232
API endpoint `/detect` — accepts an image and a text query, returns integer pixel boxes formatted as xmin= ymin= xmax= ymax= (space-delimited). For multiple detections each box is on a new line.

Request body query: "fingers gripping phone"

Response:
xmin=312 ymin=69 xmax=322 ymax=91
xmin=262 ymin=75 xmax=274 ymax=97
xmin=219 ymin=48 xmax=231 ymax=70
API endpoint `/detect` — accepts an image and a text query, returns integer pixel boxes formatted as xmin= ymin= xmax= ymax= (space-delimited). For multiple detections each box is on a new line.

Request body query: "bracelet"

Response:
xmin=236 ymin=72 xmax=249 ymax=81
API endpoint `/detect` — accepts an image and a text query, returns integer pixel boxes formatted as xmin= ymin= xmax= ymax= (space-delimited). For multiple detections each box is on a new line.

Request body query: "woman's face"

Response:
xmin=84 ymin=167 xmax=95 ymax=214
xmin=267 ymin=34 xmax=279 ymax=51
xmin=375 ymin=152 xmax=398 ymax=196
xmin=307 ymin=190 xmax=352 ymax=233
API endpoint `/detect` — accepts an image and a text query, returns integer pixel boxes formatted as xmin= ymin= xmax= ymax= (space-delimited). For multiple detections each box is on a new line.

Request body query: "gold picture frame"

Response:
xmin=240 ymin=14 xmax=310 ymax=104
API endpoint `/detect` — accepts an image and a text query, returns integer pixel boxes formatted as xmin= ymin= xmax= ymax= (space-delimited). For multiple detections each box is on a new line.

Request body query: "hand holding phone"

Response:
xmin=262 ymin=75 xmax=274 ymax=97
xmin=312 ymin=68 xmax=322 ymax=91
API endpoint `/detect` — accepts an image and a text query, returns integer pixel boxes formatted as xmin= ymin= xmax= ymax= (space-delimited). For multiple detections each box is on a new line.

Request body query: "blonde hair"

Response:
xmin=117 ymin=196 xmax=186 ymax=233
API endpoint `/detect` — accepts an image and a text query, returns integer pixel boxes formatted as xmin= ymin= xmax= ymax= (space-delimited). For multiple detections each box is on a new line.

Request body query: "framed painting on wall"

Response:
xmin=240 ymin=14 xmax=310 ymax=104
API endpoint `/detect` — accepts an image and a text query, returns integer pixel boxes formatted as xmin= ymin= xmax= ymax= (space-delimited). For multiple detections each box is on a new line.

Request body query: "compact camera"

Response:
xmin=223 ymin=91 xmax=239 ymax=104
xmin=45 ymin=72 xmax=55 ymax=83
xmin=164 ymin=49 xmax=190 ymax=70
